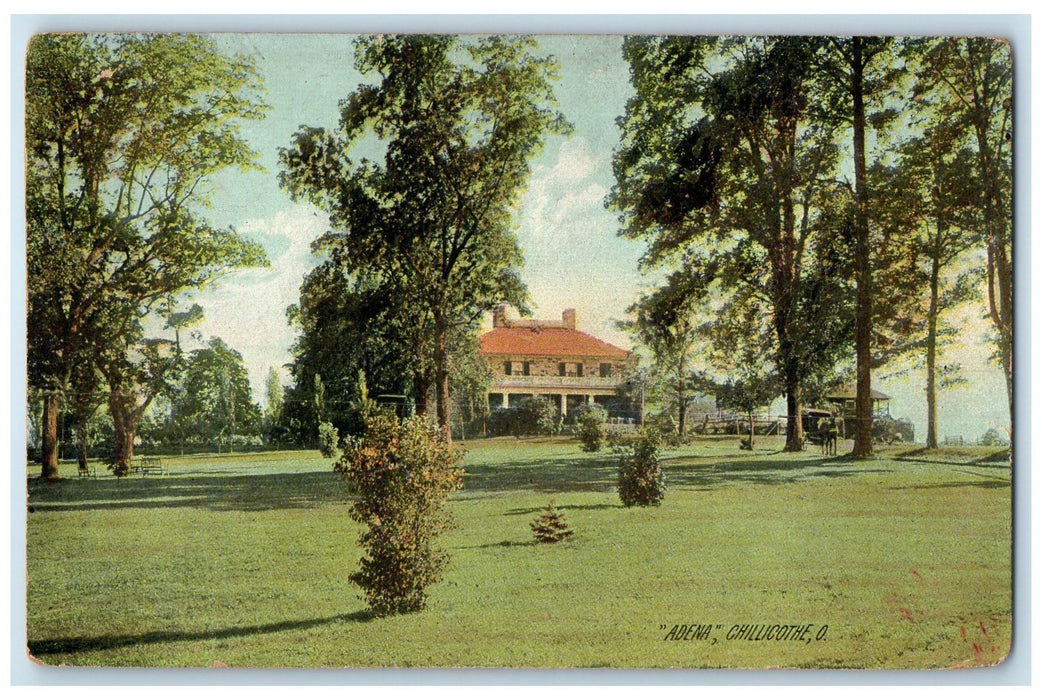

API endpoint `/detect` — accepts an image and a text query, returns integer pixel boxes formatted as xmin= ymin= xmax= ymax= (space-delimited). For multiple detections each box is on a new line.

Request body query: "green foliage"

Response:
xmin=609 ymin=36 xmax=854 ymax=453
xmin=281 ymin=265 xmax=423 ymax=446
xmin=979 ymin=427 xmax=1010 ymax=447
xmin=487 ymin=397 xmax=560 ymax=437
xmin=530 ymin=500 xmax=574 ymax=543
xmin=335 ymin=415 xmax=464 ymax=616
xmin=169 ymin=337 xmax=261 ymax=453
xmin=906 ymin=38 xmax=1012 ymax=419
xmin=618 ymin=430 xmax=665 ymax=508
xmin=279 ymin=35 xmax=570 ymax=432
xmin=318 ymin=421 xmax=340 ymax=459
xmin=576 ymin=403 xmax=608 ymax=452
xmin=519 ymin=397 xmax=560 ymax=437
xmin=25 ymin=33 xmax=268 ymax=476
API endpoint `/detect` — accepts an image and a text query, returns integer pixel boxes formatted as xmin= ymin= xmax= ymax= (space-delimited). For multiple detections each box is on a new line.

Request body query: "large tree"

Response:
xmin=817 ymin=37 xmax=902 ymax=457
xmin=171 ymin=337 xmax=261 ymax=453
xmin=26 ymin=33 xmax=268 ymax=478
xmin=873 ymin=126 xmax=982 ymax=449
xmin=282 ymin=262 xmax=426 ymax=443
xmin=279 ymin=35 xmax=569 ymax=439
xmin=907 ymin=37 xmax=1013 ymax=430
xmin=622 ymin=270 xmax=705 ymax=438
xmin=610 ymin=36 xmax=847 ymax=451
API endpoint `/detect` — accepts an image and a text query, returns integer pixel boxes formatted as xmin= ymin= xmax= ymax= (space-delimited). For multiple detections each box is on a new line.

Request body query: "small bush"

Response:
xmin=978 ymin=427 xmax=1010 ymax=446
xmin=318 ymin=421 xmax=340 ymax=458
xmin=335 ymin=415 xmax=464 ymax=616
xmin=530 ymin=500 xmax=574 ymax=543
xmin=518 ymin=396 xmax=559 ymax=436
xmin=576 ymin=403 xmax=608 ymax=452
xmin=618 ymin=429 xmax=665 ymax=507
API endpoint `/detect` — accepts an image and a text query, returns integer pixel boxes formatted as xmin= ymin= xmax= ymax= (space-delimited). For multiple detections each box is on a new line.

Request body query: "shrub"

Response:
xmin=335 ymin=414 xmax=464 ymax=616
xmin=318 ymin=421 xmax=340 ymax=458
xmin=618 ymin=429 xmax=665 ymax=507
xmin=518 ymin=396 xmax=560 ymax=436
xmin=576 ymin=403 xmax=608 ymax=452
xmin=530 ymin=500 xmax=574 ymax=543
xmin=978 ymin=427 xmax=1010 ymax=447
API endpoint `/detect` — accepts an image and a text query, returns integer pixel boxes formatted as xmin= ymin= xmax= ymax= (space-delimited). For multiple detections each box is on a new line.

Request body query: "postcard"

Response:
xmin=22 ymin=29 xmax=1015 ymax=672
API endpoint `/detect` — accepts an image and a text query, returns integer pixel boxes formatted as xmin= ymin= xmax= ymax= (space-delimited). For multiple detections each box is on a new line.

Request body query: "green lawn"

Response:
xmin=25 ymin=437 xmax=1012 ymax=669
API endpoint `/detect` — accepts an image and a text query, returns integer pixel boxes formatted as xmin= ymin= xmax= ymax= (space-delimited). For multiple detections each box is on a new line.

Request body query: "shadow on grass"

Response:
xmin=501 ymin=503 xmax=623 ymax=516
xmin=461 ymin=449 xmax=890 ymax=494
xmin=27 ymin=469 xmax=350 ymax=514
xmin=892 ymin=446 xmax=1011 ymax=467
xmin=29 ymin=610 xmax=373 ymax=657
xmin=29 ymin=443 xmax=999 ymax=516
xmin=465 ymin=539 xmax=542 ymax=549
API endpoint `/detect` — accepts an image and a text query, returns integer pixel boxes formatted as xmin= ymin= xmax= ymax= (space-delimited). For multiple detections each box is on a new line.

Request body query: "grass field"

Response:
xmin=25 ymin=436 xmax=1012 ymax=669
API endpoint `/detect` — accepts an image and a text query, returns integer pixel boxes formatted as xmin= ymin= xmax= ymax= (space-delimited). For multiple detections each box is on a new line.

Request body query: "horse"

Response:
xmin=818 ymin=416 xmax=839 ymax=456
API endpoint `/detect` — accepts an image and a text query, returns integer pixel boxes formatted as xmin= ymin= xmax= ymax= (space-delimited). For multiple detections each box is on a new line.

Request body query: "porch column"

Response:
xmin=503 ymin=392 xmax=509 ymax=409
xmin=560 ymin=394 xmax=567 ymax=416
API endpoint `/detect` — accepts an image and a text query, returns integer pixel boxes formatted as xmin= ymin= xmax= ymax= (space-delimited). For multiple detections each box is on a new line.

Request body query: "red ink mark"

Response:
xmin=960 ymin=626 xmax=967 ymax=641
xmin=911 ymin=568 xmax=921 ymax=579
xmin=899 ymin=607 xmax=913 ymax=621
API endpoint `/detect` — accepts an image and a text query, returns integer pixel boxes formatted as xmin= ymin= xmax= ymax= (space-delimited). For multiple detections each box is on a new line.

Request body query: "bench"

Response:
xmin=134 ymin=457 xmax=165 ymax=476
xmin=77 ymin=463 xmax=97 ymax=479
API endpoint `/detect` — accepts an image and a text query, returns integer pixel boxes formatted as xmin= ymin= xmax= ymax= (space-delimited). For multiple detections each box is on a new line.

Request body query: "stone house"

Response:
xmin=478 ymin=305 xmax=637 ymax=418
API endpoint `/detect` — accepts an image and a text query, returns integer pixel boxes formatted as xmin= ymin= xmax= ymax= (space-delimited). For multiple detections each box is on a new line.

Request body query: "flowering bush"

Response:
xmin=335 ymin=415 xmax=464 ymax=616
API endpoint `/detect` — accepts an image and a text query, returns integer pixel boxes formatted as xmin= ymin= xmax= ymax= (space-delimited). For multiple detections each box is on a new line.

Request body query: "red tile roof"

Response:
xmin=479 ymin=326 xmax=631 ymax=358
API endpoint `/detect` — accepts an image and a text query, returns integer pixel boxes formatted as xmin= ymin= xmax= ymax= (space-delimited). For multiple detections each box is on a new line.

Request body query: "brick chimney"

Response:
xmin=493 ymin=303 xmax=509 ymax=328
xmin=562 ymin=308 xmax=576 ymax=330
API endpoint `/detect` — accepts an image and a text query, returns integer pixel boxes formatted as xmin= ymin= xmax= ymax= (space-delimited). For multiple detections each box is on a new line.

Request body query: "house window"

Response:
xmin=523 ymin=361 xmax=531 ymax=376
xmin=559 ymin=362 xmax=583 ymax=377
xmin=600 ymin=363 xmax=613 ymax=378
xmin=504 ymin=361 xmax=512 ymax=376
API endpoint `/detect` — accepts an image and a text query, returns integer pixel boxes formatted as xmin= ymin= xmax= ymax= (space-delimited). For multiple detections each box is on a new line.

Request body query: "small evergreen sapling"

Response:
xmin=531 ymin=500 xmax=574 ymax=543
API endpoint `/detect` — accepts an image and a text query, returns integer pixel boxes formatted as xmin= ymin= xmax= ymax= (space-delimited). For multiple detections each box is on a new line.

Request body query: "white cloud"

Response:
xmin=511 ymin=136 xmax=645 ymax=351
xmin=181 ymin=204 xmax=327 ymax=401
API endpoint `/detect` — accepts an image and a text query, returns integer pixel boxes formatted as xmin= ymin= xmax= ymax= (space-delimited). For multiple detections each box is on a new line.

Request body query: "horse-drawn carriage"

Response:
xmin=802 ymin=408 xmax=842 ymax=454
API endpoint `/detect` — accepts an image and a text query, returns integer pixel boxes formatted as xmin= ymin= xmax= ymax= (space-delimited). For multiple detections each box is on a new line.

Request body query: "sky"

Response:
xmin=168 ymin=33 xmax=1009 ymax=443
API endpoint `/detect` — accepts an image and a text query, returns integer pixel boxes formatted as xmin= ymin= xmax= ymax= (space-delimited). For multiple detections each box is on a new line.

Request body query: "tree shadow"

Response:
xmin=27 ymin=469 xmax=351 ymax=514
xmin=462 ymin=539 xmax=542 ymax=549
xmin=28 ymin=610 xmax=373 ymax=657
xmin=462 ymin=448 xmax=886 ymax=494
xmin=501 ymin=503 xmax=623 ymax=516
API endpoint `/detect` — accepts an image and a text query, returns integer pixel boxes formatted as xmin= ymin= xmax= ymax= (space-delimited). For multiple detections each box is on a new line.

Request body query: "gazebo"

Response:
xmin=826 ymin=383 xmax=891 ymax=421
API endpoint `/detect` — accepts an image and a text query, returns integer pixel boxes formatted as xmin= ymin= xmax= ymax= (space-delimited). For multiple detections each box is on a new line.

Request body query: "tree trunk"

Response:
xmin=851 ymin=37 xmax=874 ymax=458
xmin=41 ymin=393 xmax=60 ymax=480
xmin=925 ymin=254 xmax=940 ymax=449
xmin=413 ymin=372 xmax=431 ymax=417
xmin=109 ymin=391 xmax=134 ymax=476
xmin=76 ymin=419 xmax=89 ymax=472
xmin=784 ymin=371 xmax=803 ymax=451
xmin=433 ymin=315 xmax=452 ymax=441
xmin=748 ymin=411 xmax=755 ymax=450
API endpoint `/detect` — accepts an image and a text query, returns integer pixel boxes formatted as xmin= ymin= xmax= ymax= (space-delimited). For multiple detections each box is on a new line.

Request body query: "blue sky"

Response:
xmin=178 ymin=33 xmax=1009 ymax=442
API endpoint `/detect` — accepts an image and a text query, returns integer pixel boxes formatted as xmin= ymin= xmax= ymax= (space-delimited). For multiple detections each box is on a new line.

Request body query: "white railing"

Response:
xmin=492 ymin=375 xmax=620 ymax=389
